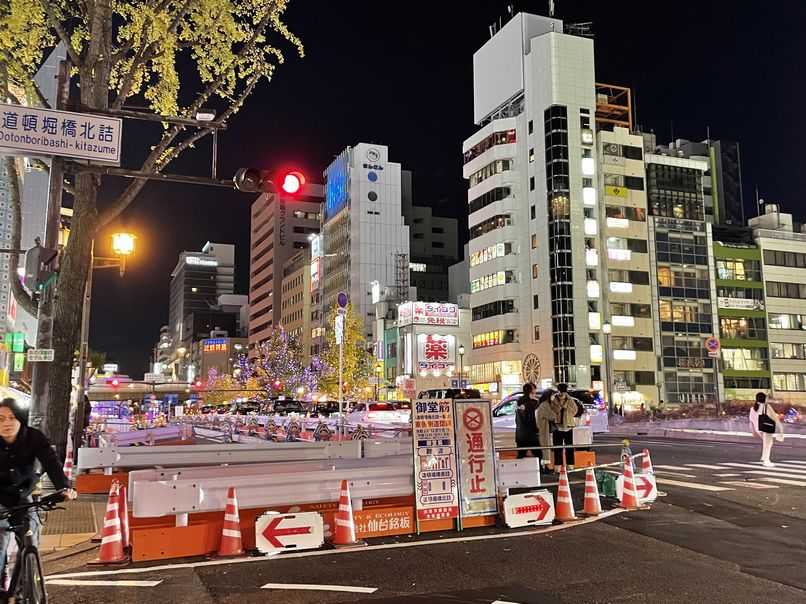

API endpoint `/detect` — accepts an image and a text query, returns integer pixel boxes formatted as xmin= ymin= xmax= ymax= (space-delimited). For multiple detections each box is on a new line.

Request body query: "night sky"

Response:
xmin=90 ymin=1 xmax=806 ymax=376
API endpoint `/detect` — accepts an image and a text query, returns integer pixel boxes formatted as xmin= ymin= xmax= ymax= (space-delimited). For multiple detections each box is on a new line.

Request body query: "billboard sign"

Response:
xmin=398 ymin=302 xmax=459 ymax=327
xmin=417 ymin=334 xmax=455 ymax=370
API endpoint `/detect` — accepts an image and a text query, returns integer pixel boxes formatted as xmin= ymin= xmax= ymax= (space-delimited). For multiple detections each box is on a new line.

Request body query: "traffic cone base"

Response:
xmin=582 ymin=468 xmax=602 ymax=517
xmin=331 ymin=479 xmax=366 ymax=548
xmin=555 ymin=466 xmax=577 ymax=522
xmin=89 ymin=482 xmax=128 ymax=565
xmin=216 ymin=486 xmax=244 ymax=557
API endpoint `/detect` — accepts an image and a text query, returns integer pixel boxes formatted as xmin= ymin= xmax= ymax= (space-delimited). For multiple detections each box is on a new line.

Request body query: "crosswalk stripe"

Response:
xmin=685 ymin=464 xmax=725 ymax=470
xmin=654 ymin=465 xmax=691 ymax=471
xmin=758 ymin=477 xmax=806 ymax=487
xmin=655 ymin=478 xmax=733 ymax=492
xmin=654 ymin=470 xmax=697 ymax=478
xmin=713 ymin=473 xmax=742 ymax=477
xmin=718 ymin=481 xmax=779 ymax=490
xmin=721 ymin=463 xmax=806 ymax=474
xmin=744 ymin=470 xmax=806 ymax=481
xmin=781 ymin=460 xmax=806 ymax=467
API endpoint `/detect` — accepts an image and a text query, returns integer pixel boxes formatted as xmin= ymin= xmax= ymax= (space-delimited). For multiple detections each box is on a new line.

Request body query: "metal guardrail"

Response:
xmin=98 ymin=425 xmax=181 ymax=447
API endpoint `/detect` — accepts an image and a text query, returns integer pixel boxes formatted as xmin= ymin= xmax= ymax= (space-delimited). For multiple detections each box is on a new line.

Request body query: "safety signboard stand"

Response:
xmin=616 ymin=472 xmax=657 ymax=504
xmin=255 ymin=512 xmax=324 ymax=554
xmin=503 ymin=490 xmax=555 ymax=528
xmin=411 ymin=399 xmax=459 ymax=533
xmin=454 ymin=399 xmax=498 ymax=528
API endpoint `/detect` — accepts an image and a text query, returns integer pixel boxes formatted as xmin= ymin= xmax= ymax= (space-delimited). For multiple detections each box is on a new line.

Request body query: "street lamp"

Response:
xmin=602 ymin=322 xmax=614 ymax=417
xmin=73 ymin=232 xmax=137 ymax=454
xmin=458 ymin=345 xmax=465 ymax=389
xmin=374 ymin=363 xmax=383 ymax=401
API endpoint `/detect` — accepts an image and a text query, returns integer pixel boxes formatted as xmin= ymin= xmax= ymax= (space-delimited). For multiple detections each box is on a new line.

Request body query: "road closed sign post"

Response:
xmin=0 ymin=102 xmax=122 ymax=165
xmin=503 ymin=490 xmax=555 ymax=528
xmin=454 ymin=400 xmax=498 ymax=521
xmin=255 ymin=512 xmax=324 ymax=554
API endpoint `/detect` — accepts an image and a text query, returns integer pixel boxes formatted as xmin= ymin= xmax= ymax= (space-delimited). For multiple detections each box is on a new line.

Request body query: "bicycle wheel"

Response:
xmin=17 ymin=550 xmax=46 ymax=604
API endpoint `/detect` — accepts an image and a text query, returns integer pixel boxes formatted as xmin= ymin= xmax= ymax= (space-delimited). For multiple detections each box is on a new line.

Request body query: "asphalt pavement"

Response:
xmin=44 ymin=434 xmax=806 ymax=604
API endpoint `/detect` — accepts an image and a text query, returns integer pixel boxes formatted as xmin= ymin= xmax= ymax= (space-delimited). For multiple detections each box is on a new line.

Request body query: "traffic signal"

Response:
xmin=233 ymin=168 xmax=306 ymax=195
xmin=194 ymin=379 xmax=203 ymax=389
xmin=24 ymin=244 xmax=58 ymax=292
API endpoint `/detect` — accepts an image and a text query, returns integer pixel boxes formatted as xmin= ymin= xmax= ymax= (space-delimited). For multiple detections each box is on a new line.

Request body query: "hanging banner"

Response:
xmin=411 ymin=399 xmax=459 ymax=523
xmin=454 ymin=400 xmax=498 ymax=518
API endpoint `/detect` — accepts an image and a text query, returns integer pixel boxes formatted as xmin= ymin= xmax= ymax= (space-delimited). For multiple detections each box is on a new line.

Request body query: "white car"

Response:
xmin=346 ymin=402 xmax=408 ymax=425
xmin=492 ymin=391 xmax=608 ymax=434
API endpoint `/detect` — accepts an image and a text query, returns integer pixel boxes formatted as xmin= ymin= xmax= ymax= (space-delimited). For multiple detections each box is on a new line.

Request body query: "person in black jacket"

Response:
xmin=0 ymin=398 xmax=76 ymax=576
xmin=515 ymin=383 xmax=540 ymax=461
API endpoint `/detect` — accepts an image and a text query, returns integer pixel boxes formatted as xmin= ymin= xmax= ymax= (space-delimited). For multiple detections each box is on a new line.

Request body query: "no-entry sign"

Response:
xmin=255 ymin=512 xmax=324 ymax=554
xmin=503 ymin=490 xmax=555 ymax=528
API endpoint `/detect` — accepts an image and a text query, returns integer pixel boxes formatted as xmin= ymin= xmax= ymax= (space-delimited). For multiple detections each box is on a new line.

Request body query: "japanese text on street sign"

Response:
xmin=411 ymin=399 xmax=459 ymax=522
xmin=0 ymin=102 xmax=122 ymax=165
xmin=26 ymin=348 xmax=54 ymax=362
xmin=454 ymin=400 xmax=498 ymax=517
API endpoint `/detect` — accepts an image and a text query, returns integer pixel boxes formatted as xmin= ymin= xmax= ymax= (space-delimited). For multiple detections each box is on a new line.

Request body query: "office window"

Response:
xmin=532 ymin=264 xmax=539 ymax=279
xmin=531 ymin=205 xmax=536 ymax=220
xmin=530 ymin=176 xmax=535 ymax=191
xmin=533 ymin=294 xmax=539 ymax=310
xmin=531 ymin=234 xmax=537 ymax=249
xmin=528 ymin=120 xmax=534 ymax=134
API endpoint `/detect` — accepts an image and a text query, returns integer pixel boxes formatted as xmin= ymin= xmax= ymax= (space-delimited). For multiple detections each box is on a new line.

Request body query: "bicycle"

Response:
xmin=0 ymin=490 xmax=67 ymax=604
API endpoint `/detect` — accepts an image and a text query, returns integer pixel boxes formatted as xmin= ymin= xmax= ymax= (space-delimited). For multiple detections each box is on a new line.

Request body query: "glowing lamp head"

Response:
xmin=280 ymin=171 xmax=305 ymax=194
xmin=111 ymin=232 xmax=136 ymax=256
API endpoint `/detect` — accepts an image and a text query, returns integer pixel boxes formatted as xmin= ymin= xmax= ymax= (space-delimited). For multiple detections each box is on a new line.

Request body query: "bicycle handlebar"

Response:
xmin=0 ymin=489 xmax=67 ymax=520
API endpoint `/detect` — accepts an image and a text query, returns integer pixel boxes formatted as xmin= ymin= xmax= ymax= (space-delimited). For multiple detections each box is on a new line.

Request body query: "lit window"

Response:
xmin=610 ymin=282 xmax=633 ymax=293
xmin=606 ymin=217 xmax=629 ymax=229
xmin=587 ymin=281 xmax=600 ymax=298
xmin=584 ymin=218 xmax=598 ymax=235
xmin=589 ymin=312 xmax=601 ymax=330
xmin=613 ymin=350 xmax=637 ymax=361
xmin=612 ymin=315 xmax=635 ymax=327
xmin=583 ymin=187 xmax=596 ymax=206
xmin=581 ymin=157 xmax=596 ymax=176
xmin=586 ymin=248 xmax=599 ymax=267
xmin=590 ymin=345 xmax=603 ymax=363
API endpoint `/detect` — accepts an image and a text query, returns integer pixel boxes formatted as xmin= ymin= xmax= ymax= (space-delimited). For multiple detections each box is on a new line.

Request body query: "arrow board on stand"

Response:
xmin=255 ymin=512 xmax=324 ymax=554
xmin=503 ymin=490 xmax=555 ymax=528
xmin=616 ymin=473 xmax=657 ymax=504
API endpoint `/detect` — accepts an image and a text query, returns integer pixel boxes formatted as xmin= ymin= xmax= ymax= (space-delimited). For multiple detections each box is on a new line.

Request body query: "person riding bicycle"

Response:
xmin=0 ymin=398 xmax=76 ymax=577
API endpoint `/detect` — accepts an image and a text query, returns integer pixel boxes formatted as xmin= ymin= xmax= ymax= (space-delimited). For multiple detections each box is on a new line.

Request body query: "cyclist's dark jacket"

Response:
xmin=0 ymin=425 xmax=67 ymax=507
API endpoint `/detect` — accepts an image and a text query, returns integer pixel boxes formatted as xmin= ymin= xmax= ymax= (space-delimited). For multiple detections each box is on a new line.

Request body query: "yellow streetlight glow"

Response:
xmin=112 ymin=232 xmax=136 ymax=256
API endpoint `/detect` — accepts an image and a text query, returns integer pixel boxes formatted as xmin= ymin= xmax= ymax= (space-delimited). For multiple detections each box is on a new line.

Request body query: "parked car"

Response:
xmin=271 ymin=399 xmax=304 ymax=415
xmin=309 ymin=401 xmax=341 ymax=417
xmin=230 ymin=400 xmax=262 ymax=415
xmin=416 ymin=388 xmax=482 ymax=400
xmin=346 ymin=402 xmax=407 ymax=424
xmin=491 ymin=389 xmax=608 ymax=434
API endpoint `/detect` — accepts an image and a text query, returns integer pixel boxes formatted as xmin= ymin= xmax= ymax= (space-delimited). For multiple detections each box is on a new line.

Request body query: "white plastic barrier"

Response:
xmin=98 ymin=426 xmax=181 ymax=447
xmin=363 ymin=438 xmax=413 ymax=458
xmin=132 ymin=461 xmax=413 ymax=518
xmin=77 ymin=440 xmax=362 ymax=471
xmin=497 ymin=458 xmax=542 ymax=494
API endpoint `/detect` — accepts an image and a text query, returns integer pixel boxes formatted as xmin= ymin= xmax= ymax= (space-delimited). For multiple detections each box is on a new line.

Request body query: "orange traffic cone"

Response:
xmin=332 ymin=479 xmax=365 ymax=547
xmin=620 ymin=456 xmax=641 ymax=510
xmin=555 ymin=466 xmax=577 ymax=522
xmin=641 ymin=448 xmax=654 ymax=475
xmin=217 ymin=487 xmax=243 ymax=557
xmin=582 ymin=468 xmax=602 ymax=516
xmin=90 ymin=482 xmax=127 ymax=564
xmin=62 ymin=448 xmax=74 ymax=482
xmin=118 ymin=485 xmax=130 ymax=550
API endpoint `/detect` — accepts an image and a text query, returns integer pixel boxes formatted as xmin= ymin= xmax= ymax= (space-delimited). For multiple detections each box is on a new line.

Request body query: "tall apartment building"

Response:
xmin=280 ymin=247 xmax=312 ymax=365
xmin=751 ymin=205 xmax=806 ymax=403
xmin=248 ymin=185 xmax=322 ymax=352
xmin=463 ymin=12 xmax=598 ymax=397
xmin=597 ymin=127 xmax=658 ymax=407
xmin=403 ymin=201 xmax=459 ymax=302
xmin=322 ymin=144 xmax=410 ymax=340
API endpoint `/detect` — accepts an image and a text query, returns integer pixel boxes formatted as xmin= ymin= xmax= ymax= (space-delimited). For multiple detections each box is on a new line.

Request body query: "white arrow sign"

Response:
xmin=616 ymin=473 xmax=657 ymax=504
xmin=503 ymin=490 xmax=555 ymax=528
xmin=255 ymin=512 xmax=324 ymax=554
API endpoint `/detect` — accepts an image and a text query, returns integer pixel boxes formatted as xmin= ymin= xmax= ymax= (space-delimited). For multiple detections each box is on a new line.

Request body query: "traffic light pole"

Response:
xmin=72 ymin=243 xmax=93 ymax=454
xmin=29 ymin=59 xmax=69 ymax=431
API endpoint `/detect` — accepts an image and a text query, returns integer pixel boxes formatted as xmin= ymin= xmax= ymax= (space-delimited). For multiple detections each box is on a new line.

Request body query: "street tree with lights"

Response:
xmin=0 ymin=1 xmax=303 ymax=455
xmin=320 ymin=304 xmax=373 ymax=399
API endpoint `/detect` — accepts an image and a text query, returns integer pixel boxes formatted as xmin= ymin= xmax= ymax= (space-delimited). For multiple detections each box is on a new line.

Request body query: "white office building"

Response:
xmin=322 ymin=143 xmax=410 ymax=340
xmin=463 ymin=13 xmax=599 ymax=398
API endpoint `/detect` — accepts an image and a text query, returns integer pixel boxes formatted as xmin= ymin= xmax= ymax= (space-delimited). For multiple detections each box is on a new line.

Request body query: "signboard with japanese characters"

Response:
xmin=417 ymin=333 xmax=456 ymax=371
xmin=0 ymin=102 xmax=122 ymax=165
xmin=411 ymin=399 xmax=459 ymax=524
xmin=398 ymin=302 xmax=459 ymax=327
xmin=354 ymin=507 xmax=414 ymax=538
xmin=454 ymin=400 xmax=498 ymax=518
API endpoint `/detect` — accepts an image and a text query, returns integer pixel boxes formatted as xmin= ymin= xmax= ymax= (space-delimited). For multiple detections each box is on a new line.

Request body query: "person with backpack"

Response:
xmin=749 ymin=392 xmax=783 ymax=467
xmin=515 ymin=383 xmax=540 ymax=460
xmin=551 ymin=383 xmax=580 ymax=470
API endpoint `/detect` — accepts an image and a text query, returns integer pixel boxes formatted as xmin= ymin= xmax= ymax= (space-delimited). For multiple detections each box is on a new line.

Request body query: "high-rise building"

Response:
xmin=322 ymin=144 xmax=410 ymax=340
xmin=280 ymin=246 xmax=312 ymax=365
xmin=463 ymin=12 xmax=598 ymax=397
xmin=248 ymin=185 xmax=322 ymax=352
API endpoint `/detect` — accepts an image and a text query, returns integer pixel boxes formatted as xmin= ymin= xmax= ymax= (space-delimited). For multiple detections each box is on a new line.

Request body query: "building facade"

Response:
xmin=248 ymin=185 xmax=322 ymax=352
xmin=280 ymin=247 xmax=312 ymax=365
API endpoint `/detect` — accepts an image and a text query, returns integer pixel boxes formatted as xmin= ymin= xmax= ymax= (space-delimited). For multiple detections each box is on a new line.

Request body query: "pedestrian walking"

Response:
xmin=535 ymin=388 xmax=556 ymax=473
xmin=515 ymin=383 xmax=540 ymax=460
xmin=551 ymin=383 xmax=579 ymax=470
xmin=749 ymin=392 xmax=783 ymax=467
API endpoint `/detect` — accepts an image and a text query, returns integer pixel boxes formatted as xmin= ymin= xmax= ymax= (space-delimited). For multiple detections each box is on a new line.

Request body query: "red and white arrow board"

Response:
xmin=616 ymin=473 xmax=657 ymax=503
xmin=504 ymin=490 xmax=555 ymax=528
xmin=255 ymin=512 xmax=324 ymax=554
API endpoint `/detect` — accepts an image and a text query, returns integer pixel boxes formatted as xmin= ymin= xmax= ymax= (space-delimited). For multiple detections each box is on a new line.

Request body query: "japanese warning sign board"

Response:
xmin=454 ymin=399 xmax=498 ymax=517
xmin=411 ymin=399 xmax=459 ymax=522
xmin=0 ymin=102 xmax=122 ymax=165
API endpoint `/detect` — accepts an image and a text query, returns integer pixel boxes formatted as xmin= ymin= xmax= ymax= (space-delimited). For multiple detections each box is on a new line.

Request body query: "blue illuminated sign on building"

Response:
xmin=324 ymin=148 xmax=350 ymax=221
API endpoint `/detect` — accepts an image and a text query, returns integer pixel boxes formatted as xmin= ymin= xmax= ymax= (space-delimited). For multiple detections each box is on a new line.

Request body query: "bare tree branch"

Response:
xmin=3 ymin=157 xmax=38 ymax=317
xmin=40 ymin=2 xmax=83 ymax=67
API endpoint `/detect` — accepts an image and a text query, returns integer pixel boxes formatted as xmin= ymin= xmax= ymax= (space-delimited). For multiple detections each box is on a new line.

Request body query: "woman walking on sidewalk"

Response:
xmin=750 ymin=392 xmax=784 ymax=467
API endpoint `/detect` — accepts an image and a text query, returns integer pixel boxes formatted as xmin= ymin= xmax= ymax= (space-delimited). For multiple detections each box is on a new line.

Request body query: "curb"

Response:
xmin=609 ymin=428 xmax=806 ymax=448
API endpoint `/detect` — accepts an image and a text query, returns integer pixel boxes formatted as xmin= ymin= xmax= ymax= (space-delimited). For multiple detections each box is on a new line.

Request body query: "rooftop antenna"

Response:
xmin=706 ymin=125 xmax=711 ymax=144
xmin=549 ymin=0 xmax=556 ymax=17
xmin=755 ymin=187 xmax=761 ymax=218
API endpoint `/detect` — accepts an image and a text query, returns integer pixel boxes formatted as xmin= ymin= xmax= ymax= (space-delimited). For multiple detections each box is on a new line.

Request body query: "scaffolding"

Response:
xmin=595 ymin=83 xmax=632 ymax=131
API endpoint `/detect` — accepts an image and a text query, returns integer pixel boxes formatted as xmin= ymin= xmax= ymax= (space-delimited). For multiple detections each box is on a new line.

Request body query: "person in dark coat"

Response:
xmin=515 ymin=383 xmax=540 ymax=460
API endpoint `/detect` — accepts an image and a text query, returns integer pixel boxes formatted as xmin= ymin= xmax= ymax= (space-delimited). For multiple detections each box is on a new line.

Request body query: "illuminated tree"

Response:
xmin=320 ymin=304 xmax=372 ymax=398
xmin=204 ymin=368 xmax=259 ymax=406
xmin=0 ymin=1 xmax=303 ymax=455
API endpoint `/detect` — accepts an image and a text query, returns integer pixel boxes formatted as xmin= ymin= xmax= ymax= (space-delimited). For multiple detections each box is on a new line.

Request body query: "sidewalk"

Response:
xmin=609 ymin=418 xmax=806 ymax=447
xmin=39 ymin=496 xmax=103 ymax=554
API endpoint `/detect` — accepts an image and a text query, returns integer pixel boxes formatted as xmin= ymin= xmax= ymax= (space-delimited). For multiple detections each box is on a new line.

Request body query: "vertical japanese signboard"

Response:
xmin=454 ymin=400 xmax=498 ymax=519
xmin=411 ymin=399 xmax=459 ymax=526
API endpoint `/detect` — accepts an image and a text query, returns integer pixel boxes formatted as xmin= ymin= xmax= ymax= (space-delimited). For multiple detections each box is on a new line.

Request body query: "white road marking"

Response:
xmin=685 ymin=464 xmax=725 ymax=470
xmin=758 ymin=477 xmax=806 ymax=487
xmin=721 ymin=463 xmax=806 ymax=474
xmin=492 ymin=601 xmax=523 ymax=604
xmin=653 ymin=470 xmax=697 ymax=478
xmin=744 ymin=471 xmax=806 ymax=482
xmin=718 ymin=481 xmax=779 ymax=490
xmin=654 ymin=465 xmax=692 ymax=471
xmin=782 ymin=460 xmax=806 ymax=467
xmin=656 ymin=478 xmax=733 ymax=492
xmin=714 ymin=473 xmax=741 ymax=477
xmin=47 ymin=509 xmax=625 ymax=581
xmin=261 ymin=583 xmax=377 ymax=594
xmin=49 ymin=580 xmax=162 ymax=587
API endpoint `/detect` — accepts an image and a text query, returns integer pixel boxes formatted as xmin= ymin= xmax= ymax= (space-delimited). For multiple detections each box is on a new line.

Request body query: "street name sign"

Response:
xmin=503 ymin=490 xmax=555 ymax=528
xmin=255 ymin=512 xmax=324 ymax=554
xmin=27 ymin=348 xmax=54 ymax=362
xmin=0 ymin=102 xmax=122 ymax=165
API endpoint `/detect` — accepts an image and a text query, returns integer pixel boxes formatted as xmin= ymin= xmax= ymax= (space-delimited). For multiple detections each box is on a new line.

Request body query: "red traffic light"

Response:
xmin=280 ymin=171 xmax=305 ymax=194
xmin=111 ymin=378 xmax=120 ymax=387
xmin=273 ymin=380 xmax=282 ymax=389
xmin=194 ymin=380 xmax=203 ymax=389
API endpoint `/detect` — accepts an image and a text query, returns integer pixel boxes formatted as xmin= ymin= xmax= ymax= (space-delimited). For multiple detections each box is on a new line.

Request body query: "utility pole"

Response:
xmin=72 ymin=243 xmax=93 ymax=454
xmin=28 ymin=59 xmax=69 ymax=431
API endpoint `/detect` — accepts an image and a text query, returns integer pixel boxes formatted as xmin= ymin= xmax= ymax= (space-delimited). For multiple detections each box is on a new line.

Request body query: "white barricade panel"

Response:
xmin=497 ymin=458 xmax=541 ymax=490
xmin=255 ymin=512 xmax=324 ymax=553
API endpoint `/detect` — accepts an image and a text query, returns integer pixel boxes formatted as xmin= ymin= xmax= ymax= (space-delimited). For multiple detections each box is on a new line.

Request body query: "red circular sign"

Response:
xmin=463 ymin=407 xmax=483 ymax=431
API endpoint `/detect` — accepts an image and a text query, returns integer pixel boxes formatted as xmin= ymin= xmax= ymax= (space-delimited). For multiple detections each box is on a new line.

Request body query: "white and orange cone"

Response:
xmin=217 ymin=487 xmax=243 ymax=557
xmin=555 ymin=466 xmax=577 ymax=522
xmin=62 ymin=447 xmax=74 ymax=482
xmin=90 ymin=482 xmax=127 ymax=564
xmin=620 ymin=456 xmax=641 ymax=510
xmin=332 ymin=479 xmax=366 ymax=547
xmin=582 ymin=468 xmax=602 ymax=516
xmin=118 ymin=485 xmax=131 ymax=550
xmin=641 ymin=448 xmax=654 ymax=475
